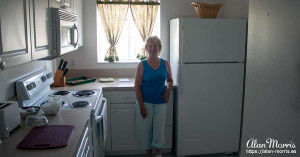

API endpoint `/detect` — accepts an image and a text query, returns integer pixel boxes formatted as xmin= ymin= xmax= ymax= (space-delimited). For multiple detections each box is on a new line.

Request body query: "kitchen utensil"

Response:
xmin=41 ymin=95 xmax=62 ymax=114
xmin=0 ymin=101 xmax=21 ymax=138
xmin=63 ymin=68 xmax=69 ymax=77
xmin=61 ymin=61 xmax=68 ymax=70
xmin=66 ymin=76 xmax=96 ymax=86
xmin=58 ymin=59 xmax=64 ymax=70
xmin=17 ymin=125 xmax=74 ymax=149
xmin=19 ymin=107 xmax=39 ymax=119
xmin=25 ymin=115 xmax=48 ymax=127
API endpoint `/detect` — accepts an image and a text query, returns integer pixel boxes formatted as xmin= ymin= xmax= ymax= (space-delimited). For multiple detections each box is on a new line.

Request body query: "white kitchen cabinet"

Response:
xmin=51 ymin=0 xmax=75 ymax=13
xmin=111 ymin=103 xmax=139 ymax=151
xmin=30 ymin=0 xmax=54 ymax=60
xmin=105 ymin=90 xmax=173 ymax=153
xmin=0 ymin=0 xmax=54 ymax=70
xmin=0 ymin=0 xmax=32 ymax=69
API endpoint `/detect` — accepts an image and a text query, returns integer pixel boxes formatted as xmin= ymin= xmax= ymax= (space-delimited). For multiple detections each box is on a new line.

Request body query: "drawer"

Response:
xmin=110 ymin=91 xmax=136 ymax=103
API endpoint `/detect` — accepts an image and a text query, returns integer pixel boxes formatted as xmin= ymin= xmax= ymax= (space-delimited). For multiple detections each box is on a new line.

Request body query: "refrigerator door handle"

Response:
xmin=179 ymin=64 xmax=183 ymax=95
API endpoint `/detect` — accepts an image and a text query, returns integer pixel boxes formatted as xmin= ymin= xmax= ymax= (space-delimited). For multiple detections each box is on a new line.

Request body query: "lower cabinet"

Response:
xmin=104 ymin=90 xmax=173 ymax=153
xmin=111 ymin=103 xmax=139 ymax=151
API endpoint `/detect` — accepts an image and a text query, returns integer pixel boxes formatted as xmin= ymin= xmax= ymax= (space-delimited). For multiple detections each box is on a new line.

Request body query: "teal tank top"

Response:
xmin=141 ymin=58 xmax=167 ymax=104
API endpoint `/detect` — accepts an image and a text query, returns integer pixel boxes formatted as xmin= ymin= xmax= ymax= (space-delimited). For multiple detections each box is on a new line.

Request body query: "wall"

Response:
xmin=59 ymin=0 xmax=249 ymax=72
xmin=240 ymin=0 xmax=300 ymax=156
xmin=223 ymin=0 xmax=249 ymax=19
xmin=0 ymin=60 xmax=54 ymax=102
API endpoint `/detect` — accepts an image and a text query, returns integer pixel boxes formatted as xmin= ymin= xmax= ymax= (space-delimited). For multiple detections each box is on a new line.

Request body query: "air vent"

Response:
xmin=58 ymin=10 xmax=77 ymax=22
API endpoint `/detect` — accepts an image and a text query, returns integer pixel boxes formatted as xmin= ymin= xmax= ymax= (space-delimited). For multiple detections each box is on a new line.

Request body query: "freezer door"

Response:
xmin=176 ymin=63 xmax=244 ymax=156
xmin=180 ymin=18 xmax=246 ymax=63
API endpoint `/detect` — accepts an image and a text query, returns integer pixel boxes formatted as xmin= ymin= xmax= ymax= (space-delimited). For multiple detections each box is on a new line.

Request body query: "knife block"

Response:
xmin=51 ymin=69 xmax=66 ymax=87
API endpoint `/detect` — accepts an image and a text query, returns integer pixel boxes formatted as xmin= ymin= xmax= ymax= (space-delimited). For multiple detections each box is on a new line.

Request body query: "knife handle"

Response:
xmin=61 ymin=61 xmax=68 ymax=70
xmin=63 ymin=68 xmax=69 ymax=77
xmin=58 ymin=59 xmax=64 ymax=70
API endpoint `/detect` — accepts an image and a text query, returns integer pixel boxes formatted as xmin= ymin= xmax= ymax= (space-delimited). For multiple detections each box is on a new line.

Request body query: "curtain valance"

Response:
xmin=97 ymin=0 xmax=160 ymax=5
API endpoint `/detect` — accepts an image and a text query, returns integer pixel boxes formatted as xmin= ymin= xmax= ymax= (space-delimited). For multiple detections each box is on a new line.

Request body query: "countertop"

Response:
xmin=0 ymin=77 xmax=135 ymax=157
xmin=0 ymin=109 xmax=91 ymax=157
xmin=53 ymin=77 xmax=135 ymax=91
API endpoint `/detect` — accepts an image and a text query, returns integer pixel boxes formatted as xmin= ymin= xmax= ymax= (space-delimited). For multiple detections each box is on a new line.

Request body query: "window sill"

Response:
xmin=97 ymin=60 xmax=140 ymax=64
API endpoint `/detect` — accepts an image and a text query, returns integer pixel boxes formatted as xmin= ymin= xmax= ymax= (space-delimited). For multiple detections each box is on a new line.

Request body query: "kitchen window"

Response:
xmin=97 ymin=6 xmax=160 ymax=63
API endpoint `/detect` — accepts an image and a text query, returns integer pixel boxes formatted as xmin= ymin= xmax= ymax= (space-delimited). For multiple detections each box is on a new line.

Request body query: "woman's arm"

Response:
xmin=165 ymin=60 xmax=173 ymax=90
xmin=134 ymin=62 xmax=147 ymax=118
xmin=163 ymin=60 xmax=173 ymax=103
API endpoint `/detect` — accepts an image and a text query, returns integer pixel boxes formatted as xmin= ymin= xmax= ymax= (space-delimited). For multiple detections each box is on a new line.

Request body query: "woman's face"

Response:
xmin=145 ymin=41 xmax=161 ymax=58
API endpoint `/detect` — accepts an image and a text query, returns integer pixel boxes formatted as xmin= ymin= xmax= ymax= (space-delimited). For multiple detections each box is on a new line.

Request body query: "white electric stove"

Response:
xmin=15 ymin=69 xmax=107 ymax=157
xmin=15 ymin=69 xmax=103 ymax=111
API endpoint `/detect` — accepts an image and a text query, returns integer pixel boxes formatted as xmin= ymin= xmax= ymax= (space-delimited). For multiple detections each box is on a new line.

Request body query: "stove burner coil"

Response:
xmin=71 ymin=101 xmax=90 ymax=108
xmin=73 ymin=90 xmax=95 ymax=97
xmin=53 ymin=91 xmax=70 ymax=96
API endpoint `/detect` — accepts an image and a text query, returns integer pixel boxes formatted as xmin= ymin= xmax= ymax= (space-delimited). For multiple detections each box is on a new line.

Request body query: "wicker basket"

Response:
xmin=191 ymin=2 xmax=223 ymax=18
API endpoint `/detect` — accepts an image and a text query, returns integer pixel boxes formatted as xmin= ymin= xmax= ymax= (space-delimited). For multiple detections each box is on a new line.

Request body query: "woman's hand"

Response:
xmin=162 ymin=88 xmax=171 ymax=103
xmin=139 ymin=104 xmax=147 ymax=118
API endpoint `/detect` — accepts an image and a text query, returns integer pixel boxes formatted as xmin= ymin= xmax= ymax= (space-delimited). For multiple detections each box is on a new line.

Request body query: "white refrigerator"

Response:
xmin=170 ymin=18 xmax=247 ymax=156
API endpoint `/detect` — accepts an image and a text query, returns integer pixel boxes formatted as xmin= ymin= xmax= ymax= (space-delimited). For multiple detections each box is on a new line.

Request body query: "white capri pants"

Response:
xmin=136 ymin=102 xmax=168 ymax=150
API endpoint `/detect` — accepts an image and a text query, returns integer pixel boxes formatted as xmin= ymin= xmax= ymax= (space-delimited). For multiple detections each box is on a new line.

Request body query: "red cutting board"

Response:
xmin=17 ymin=125 xmax=74 ymax=149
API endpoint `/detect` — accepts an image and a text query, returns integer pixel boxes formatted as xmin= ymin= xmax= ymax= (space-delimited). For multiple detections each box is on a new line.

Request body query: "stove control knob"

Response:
xmin=41 ymin=76 xmax=47 ymax=81
xmin=26 ymin=84 xmax=32 ymax=90
xmin=26 ymin=82 xmax=36 ymax=91
xmin=31 ymin=82 xmax=36 ymax=88
xmin=46 ymin=73 xmax=53 ymax=79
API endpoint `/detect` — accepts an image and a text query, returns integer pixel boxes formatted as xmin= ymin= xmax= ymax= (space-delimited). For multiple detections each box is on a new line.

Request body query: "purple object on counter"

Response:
xmin=17 ymin=125 xmax=74 ymax=149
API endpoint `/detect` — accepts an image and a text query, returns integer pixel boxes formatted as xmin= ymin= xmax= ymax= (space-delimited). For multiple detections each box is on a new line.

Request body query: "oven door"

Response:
xmin=59 ymin=21 xmax=78 ymax=55
xmin=91 ymin=97 xmax=107 ymax=157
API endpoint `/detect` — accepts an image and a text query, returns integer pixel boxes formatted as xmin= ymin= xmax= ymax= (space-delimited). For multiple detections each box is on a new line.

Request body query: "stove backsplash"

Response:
xmin=0 ymin=60 xmax=55 ymax=102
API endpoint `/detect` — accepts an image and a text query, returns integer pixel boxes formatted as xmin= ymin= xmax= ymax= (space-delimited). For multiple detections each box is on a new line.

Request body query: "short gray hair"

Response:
xmin=144 ymin=36 xmax=163 ymax=56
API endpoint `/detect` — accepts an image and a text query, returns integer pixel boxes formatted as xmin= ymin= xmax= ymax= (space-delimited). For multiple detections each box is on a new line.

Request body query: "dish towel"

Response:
xmin=99 ymin=78 xmax=114 ymax=83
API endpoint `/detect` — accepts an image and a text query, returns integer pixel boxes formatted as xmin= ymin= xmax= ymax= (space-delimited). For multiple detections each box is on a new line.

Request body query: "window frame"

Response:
xmin=96 ymin=5 xmax=160 ymax=63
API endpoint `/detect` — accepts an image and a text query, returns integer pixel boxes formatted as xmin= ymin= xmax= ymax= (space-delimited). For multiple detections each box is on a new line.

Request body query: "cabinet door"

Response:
xmin=31 ymin=0 xmax=53 ymax=60
xmin=111 ymin=103 xmax=139 ymax=151
xmin=0 ymin=0 xmax=32 ymax=69
xmin=50 ymin=0 xmax=61 ymax=9
xmin=51 ymin=0 xmax=74 ymax=13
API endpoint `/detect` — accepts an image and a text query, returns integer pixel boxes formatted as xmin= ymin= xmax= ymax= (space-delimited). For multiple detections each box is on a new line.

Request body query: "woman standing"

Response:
xmin=134 ymin=36 xmax=173 ymax=157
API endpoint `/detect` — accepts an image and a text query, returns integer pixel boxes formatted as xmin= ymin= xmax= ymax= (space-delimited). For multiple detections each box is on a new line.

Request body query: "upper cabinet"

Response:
xmin=0 ymin=0 xmax=32 ymax=69
xmin=0 ymin=0 xmax=54 ymax=70
xmin=51 ymin=0 xmax=75 ymax=13
xmin=31 ymin=0 xmax=53 ymax=60
xmin=0 ymin=0 xmax=83 ymax=70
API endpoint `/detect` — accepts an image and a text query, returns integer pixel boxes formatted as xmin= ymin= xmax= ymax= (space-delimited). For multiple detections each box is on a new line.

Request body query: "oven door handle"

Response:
xmin=93 ymin=98 xmax=107 ymax=123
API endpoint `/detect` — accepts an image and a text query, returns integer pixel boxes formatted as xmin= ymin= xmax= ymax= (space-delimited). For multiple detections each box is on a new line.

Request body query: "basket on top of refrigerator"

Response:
xmin=191 ymin=2 xmax=223 ymax=18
